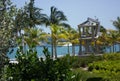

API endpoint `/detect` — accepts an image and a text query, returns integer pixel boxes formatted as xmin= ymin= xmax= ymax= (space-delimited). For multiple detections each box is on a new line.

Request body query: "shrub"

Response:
xmin=62 ymin=54 xmax=102 ymax=68
xmin=102 ymin=53 xmax=120 ymax=61
xmin=88 ymin=60 xmax=120 ymax=81
xmin=2 ymin=46 xmax=80 ymax=81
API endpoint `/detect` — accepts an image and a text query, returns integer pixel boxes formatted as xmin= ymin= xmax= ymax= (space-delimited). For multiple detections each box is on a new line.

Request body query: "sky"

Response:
xmin=12 ymin=0 xmax=120 ymax=32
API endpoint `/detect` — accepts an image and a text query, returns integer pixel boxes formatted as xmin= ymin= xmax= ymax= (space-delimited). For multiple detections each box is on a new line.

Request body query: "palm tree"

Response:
xmin=113 ymin=17 xmax=120 ymax=52
xmin=23 ymin=28 xmax=48 ymax=50
xmin=107 ymin=30 xmax=119 ymax=53
xmin=63 ymin=27 xmax=79 ymax=56
xmin=113 ymin=17 xmax=120 ymax=32
xmin=97 ymin=31 xmax=111 ymax=53
xmin=15 ymin=25 xmax=48 ymax=53
xmin=15 ymin=0 xmax=46 ymax=36
xmin=117 ymin=35 xmax=120 ymax=52
xmin=96 ymin=26 xmax=107 ymax=53
xmin=45 ymin=6 xmax=70 ymax=58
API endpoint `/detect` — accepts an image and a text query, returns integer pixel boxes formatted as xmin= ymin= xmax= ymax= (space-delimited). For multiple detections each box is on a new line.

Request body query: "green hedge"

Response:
xmin=88 ymin=60 xmax=120 ymax=81
xmin=88 ymin=60 xmax=120 ymax=72
xmin=102 ymin=53 xmax=120 ymax=61
xmin=62 ymin=54 xmax=103 ymax=68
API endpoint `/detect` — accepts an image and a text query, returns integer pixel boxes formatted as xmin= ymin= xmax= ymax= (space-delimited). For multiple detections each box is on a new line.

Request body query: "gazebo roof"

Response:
xmin=78 ymin=17 xmax=99 ymax=27
xmin=78 ymin=17 xmax=101 ymax=39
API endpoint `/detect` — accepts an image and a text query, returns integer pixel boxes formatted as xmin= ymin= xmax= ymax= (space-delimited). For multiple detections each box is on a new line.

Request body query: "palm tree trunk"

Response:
xmin=110 ymin=46 xmax=112 ymax=53
xmin=119 ymin=43 xmax=120 ymax=52
xmin=54 ymin=40 xmax=57 ymax=58
xmin=67 ymin=43 xmax=70 ymax=54
xmin=51 ymin=32 xmax=54 ymax=58
xmin=115 ymin=43 xmax=116 ymax=52
xmin=72 ymin=44 xmax=75 ymax=56
xmin=53 ymin=41 xmax=56 ymax=58
xmin=113 ymin=43 xmax=115 ymax=53
xmin=52 ymin=36 xmax=57 ymax=59
xmin=79 ymin=40 xmax=82 ymax=55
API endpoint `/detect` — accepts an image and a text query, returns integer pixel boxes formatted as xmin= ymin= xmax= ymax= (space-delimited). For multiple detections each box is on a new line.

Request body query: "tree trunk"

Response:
xmin=110 ymin=46 xmax=112 ymax=53
xmin=72 ymin=44 xmax=75 ymax=56
xmin=113 ymin=43 xmax=115 ymax=53
xmin=54 ymin=40 xmax=57 ymax=59
xmin=119 ymin=43 xmax=120 ymax=52
xmin=79 ymin=40 xmax=82 ymax=55
xmin=51 ymin=33 xmax=54 ymax=58
xmin=52 ymin=41 xmax=56 ymax=59
xmin=67 ymin=43 xmax=70 ymax=54
xmin=115 ymin=44 xmax=116 ymax=52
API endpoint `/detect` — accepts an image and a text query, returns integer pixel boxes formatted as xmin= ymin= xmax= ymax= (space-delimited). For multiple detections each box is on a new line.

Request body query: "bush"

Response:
xmin=102 ymin=53 xmax=120 ymax=61
xmin=62 ymin=54 xmax=102 ymax=68
xmin=2 ymin=47 xmax=79 ymax=81
xmin=88 ymin=60 xmax=120 ymax=81
xmin=72 ymin=68 xmax=105 ymax=81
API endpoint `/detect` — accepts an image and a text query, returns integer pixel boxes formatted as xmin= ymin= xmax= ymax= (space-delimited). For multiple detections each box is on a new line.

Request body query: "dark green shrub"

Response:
xmin=3 ymin=46 xmax=80 ymax=81
xmin=86 ymin=77 xmax=103 ymax=81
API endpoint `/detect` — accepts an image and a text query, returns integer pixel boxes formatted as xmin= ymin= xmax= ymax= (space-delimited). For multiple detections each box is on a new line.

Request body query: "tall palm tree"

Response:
xmin=45 ymin=6 xmax=70 ymax=58
xmin=113 ymin=17 xmax=120 ymax=52
xmin=15 ymin=0 xmax=46 ymax=36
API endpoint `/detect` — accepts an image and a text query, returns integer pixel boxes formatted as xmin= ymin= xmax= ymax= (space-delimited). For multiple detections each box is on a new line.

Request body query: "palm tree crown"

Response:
xmin=113 ymin=17 xmax=120 ymax=32
xmin=45 ymin=6 xmax=69 ymax=27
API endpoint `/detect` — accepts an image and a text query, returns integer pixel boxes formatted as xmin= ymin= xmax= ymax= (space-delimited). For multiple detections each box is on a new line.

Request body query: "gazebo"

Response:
xmin=78 ymin=18 xmax=100 ymax=55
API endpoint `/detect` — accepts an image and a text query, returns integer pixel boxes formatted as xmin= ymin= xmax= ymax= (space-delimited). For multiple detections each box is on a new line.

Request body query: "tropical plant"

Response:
xmin=113 ymin=17 xmax=120 ymax=32
xmin=63 ymin=27 xmax=79 ymax=55
xmin=44 ymin=6 xmax=70 ymax=58
xmin=2 ymin=45 xmax=77 ymax=81
xmin=117 ymin=34 xmax=120 ymax=52
xmin=107 ymin=30 xmax=119 ymax=52
xmin=23 ymin=28 xmax=48 ymax=48
xmin=113 ymin=17 xmax=120 ymax=52
xmin=15 ymin=0 xmax=46 ymax=36
xmin=48 ymin=24 xmax=71 ymax=58
xmin=0 ymin=0 xmax=17 ymax=75
xmin=97 ymin=32 xmax=109 ymax=53
xmin=88 ymin=60 xmax=120 ymax=81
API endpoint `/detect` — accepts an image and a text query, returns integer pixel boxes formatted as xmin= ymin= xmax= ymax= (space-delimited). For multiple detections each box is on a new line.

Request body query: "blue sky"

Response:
xmin=12 ymin=0 xmax=120 ymax=32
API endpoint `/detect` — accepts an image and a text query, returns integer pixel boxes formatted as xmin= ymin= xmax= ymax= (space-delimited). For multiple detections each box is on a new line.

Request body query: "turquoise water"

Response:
xmin=105 ymin=44 xmax=120 ymax=53
xmin=8 ymin=44 xmax=120 ymax=59
xmin=7 ymin=46 xmax=79 ymax=59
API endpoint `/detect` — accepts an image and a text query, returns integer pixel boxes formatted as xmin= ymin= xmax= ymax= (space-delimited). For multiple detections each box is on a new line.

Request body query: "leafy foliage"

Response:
xmin=0 ymin=0 xmax=17 ymax=76
xmin=62 ymin=54 xmax=102 ymax=68
xmin=15 ymin=0 xmax=45 ymax=29
xmin=44 ymin=6 xmax=70 ymax=58
xmin=1 ymin=46 xmax=80 ymax=81
xmin=102 ymin=53 xmax=120 ymax=60
xmin=113 ymin=17 xmax=120 ymax=32
xmin=88 ymin=53 xmax=120 ymax=81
